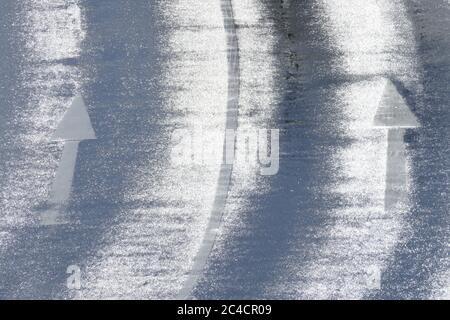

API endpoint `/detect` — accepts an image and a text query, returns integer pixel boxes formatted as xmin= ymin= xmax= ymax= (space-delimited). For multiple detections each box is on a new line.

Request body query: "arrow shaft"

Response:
xmin=50 ymin=141 xmax=79 ymax=205
xmin=385 ymin=128 xmax=408 ymax=211
xmin=50 ymin=141 xmax=80 ymax=205
xmin=42 ymin=141 xmax=80 ymax=225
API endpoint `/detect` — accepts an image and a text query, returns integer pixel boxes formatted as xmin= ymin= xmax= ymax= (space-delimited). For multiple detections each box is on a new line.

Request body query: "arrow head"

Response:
xmin=374 ymin=79 xmax=420 ymax=128
xmin=52 ymin=94 xmax=96 ymax=141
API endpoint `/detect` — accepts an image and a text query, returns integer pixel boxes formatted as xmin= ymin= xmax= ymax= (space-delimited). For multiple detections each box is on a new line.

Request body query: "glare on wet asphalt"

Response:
xmin=0 ymin=0 xmax=448 ymax=300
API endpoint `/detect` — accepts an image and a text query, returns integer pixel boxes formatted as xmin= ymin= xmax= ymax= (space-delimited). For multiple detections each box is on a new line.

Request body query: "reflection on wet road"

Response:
xmin=0 ymin=0 xmax=448 ymax=299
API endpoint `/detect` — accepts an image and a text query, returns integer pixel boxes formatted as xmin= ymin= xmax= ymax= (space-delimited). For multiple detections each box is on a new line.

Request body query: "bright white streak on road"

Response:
xmin=76 ymin=0 xmax=228 ymax=299
xmin=24 ymin=0 xmax=85 ymax=142
xmin=298 ymin=0 xmax=420 ymax=299
xmin=0 ymin=1 xmax=84 ymax=245
xmin=204 ymin=0 xmax=281 ymax=260
xmin=430 ymin=269 xmax=450 ymax=299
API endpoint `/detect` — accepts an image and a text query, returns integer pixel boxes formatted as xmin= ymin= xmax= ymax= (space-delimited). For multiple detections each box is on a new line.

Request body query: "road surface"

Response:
xmin=0 ymin=0 xmax=448 ymax=299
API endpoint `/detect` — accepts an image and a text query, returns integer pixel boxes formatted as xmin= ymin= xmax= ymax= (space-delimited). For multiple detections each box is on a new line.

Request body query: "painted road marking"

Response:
xmin=41 ymin=94 xmax=96 ymax=226
xmin=178 ymin=0 xmax=240 ymax=299
xmin=374 ymin=79 xmax=420 ymax=211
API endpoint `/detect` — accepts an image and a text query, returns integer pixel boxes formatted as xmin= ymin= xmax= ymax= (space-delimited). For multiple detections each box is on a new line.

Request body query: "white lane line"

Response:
xmin=41 ymin=94 xmax=96 ymax=226
xmin=178 ymin=0 xmax=240 ymax=299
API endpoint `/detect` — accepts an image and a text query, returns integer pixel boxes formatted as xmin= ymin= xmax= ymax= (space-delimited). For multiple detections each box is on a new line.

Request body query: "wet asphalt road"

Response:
xmin=0 ymin=0 xmax=448 ymax=299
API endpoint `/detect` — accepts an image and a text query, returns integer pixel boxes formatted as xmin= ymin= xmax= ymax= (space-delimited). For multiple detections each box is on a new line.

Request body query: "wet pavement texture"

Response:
xmin=0 ymin=0 xmax=448 ymax=299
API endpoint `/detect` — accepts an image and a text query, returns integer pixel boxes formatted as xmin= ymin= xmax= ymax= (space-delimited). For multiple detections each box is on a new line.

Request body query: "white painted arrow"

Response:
xmin=41 ymin=94 xmax=96 ymax=226
xmin=374 ymin=79 xmax=420 ymax=211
